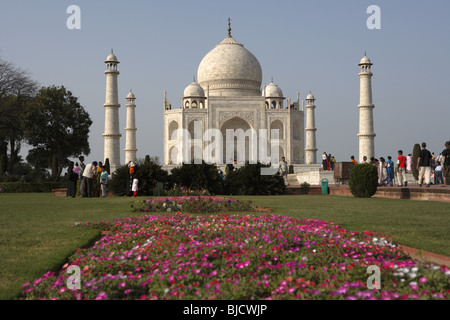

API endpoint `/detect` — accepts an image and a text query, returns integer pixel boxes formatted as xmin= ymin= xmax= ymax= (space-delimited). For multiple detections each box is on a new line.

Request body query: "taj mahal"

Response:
xmin=102 ymin=20 xmax=376 ymax=183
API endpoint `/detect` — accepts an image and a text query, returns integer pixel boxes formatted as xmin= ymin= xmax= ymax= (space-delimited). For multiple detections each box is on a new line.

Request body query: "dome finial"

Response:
xmin=228 ymin=18 xmax=232 ymax=36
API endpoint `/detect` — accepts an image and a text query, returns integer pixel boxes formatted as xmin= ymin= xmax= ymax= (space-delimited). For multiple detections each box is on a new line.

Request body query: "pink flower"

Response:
xmin=419 ymin=277 xmax=427 ymax=284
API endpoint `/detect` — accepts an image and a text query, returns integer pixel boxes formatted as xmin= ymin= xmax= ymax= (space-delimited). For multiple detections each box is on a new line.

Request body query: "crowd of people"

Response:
xmin=348 ymin=140 xmax=450 ymax=187
xmin=66 ymin=156 xmax=109 ymax=198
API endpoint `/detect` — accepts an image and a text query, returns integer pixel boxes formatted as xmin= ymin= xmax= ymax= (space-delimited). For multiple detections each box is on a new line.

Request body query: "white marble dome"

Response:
xmin=127 ymin=91 xmax=136 ymax=99
xmin=197 ymin=35 xmax=263 ymax=96
xmin=306 ymin=93 xmax=315 ymax=100
xmin=183 ymin=81 xmax=205 ymax=97
xmin=359 ymin=55 xmax=372 ymax=65
xmin=106 ymin=52 xmax=119 ymax=63
xmin=264 ymin=82 xmax=283 ymax=98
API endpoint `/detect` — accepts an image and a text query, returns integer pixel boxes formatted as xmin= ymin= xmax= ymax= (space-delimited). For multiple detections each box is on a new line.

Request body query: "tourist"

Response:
xmin=132 ymin=177 xmax=139 ymax=198
xmin=386 ymin=156 xmax=395 ymax=186
xmin=128 ymin=161 xmax=136 ymax=175
xmin=361 ymin=156 xmax=368 ymax=164
xmin=322 ymin=152 xmax=327 ymax=170
xmin=95 ymin=162 xmax=103 ymax=197
xmin=279 ymin=157 xmax=289 ymax=186
xmin=396 ymin=150 xmax=407 ymax=187
xmin=431 ymin=153 xmax=437 ymax=171
xmin=417 ymin=142 xmax=432 ymax=187
xmin=441 ymin=141 xmax=450 ymax=186
xmin=78 ymin=156 xmax=86 ymax=197
xmin=350 ymin=156 xmax=358 ymax=166
xmin=81 ymin=161 xmax=98 ymax=198
xmin=435 ymin=162 xmax=444 ymax=185
xmin=327 ymin=154 xmax=331 ymax=171
xmin=66 ymin=161 xmax=77 ymax=198
xmin=406 ymin=154 xmax=412 ymax=173
xmin=73 ymin=162 xmax=80 ymax=176
xmin=378 ymin=157 xmax=387 ymax=186
xmin=99 ymin=166 xmax=109 ymax=197
xmin=331 ymin=156 xmax=336 ymax=171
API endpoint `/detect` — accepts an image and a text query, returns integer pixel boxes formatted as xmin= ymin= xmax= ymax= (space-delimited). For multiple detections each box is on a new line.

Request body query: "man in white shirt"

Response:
xmin=81 ymin=161 xmax=97 ymax=197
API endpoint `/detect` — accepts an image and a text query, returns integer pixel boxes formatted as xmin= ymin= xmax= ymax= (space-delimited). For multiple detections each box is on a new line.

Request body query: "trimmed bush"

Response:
xmin=348 ymin=163 xmax=378 ymax=198
xmin=224 ymin=162 xmax=286 ymax=195
xmin=0 ymin=182 xmax=67 ymax=193
xmin=171 ymin=161 xmax=223 ymax=195
xmin=300 ymin=182 xmax=311 ymax=195
xmin=109 ymin=158 xmax=169 ymax=196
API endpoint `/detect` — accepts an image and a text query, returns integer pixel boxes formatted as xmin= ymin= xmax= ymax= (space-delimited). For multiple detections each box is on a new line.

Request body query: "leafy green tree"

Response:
xmin=24 ymin=86 xmax=92 ymax=181
xmin=109 ymin=157 xmax=168 ymax=196
xmin=171 ymin=161 xmax=223 ymax=195
xmin=412 ymin=144 xmax=421 ymax=181
xmin=0 ymin=57 xmax=38 ymax=174
xmin=224 ymin=162 xmax=286 ymax=195
xmin=349 ymin=163 xmax=378 ymax=198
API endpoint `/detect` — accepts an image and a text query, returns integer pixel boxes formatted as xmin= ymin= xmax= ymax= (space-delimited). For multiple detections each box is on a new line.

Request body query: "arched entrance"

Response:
xmin=221 ymin=117 xmax=253 ymax=164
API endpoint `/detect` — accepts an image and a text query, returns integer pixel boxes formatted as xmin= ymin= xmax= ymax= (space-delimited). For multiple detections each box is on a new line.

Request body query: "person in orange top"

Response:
xmin=350 ymin=156 xmax=358 ymax=166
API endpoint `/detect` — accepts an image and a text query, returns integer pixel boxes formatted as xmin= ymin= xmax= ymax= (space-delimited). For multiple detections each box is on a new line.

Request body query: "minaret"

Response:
xmin=358 ymin=54 xmax=376 ymax=163
xmin=125 ymin=90 xmax=137 ymax=164
xmin=305 ymin=92 xmax=318 ymax=164
xmin=103 ymin=50 xmax=122 ymax=173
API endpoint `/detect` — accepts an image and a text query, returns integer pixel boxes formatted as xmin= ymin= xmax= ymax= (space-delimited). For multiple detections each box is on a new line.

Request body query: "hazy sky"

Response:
xmin=1 ymin=0 xmax=449 ymax=165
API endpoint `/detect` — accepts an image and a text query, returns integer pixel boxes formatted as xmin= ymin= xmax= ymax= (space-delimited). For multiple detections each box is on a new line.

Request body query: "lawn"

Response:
xmin=0 ymin=193 xmax=449 ymax=300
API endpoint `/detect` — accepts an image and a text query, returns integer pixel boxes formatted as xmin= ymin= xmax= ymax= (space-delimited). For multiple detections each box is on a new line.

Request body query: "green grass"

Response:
xmin=0 ymin=193 xmax=449 ymax=300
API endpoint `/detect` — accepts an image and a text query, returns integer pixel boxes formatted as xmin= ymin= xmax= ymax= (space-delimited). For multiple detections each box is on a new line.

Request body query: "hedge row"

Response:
xmin=0 ymin=182 xmax=68 ymax=193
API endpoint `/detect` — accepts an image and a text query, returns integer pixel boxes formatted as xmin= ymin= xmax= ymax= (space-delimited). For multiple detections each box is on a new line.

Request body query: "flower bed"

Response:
xmin=22 ymin=213 xmax=449 ymax=300
xmin=133 ymin=196 xmax=254 ymax=214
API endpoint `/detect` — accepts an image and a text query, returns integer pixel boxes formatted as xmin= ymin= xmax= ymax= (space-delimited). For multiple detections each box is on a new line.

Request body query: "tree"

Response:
xmin=109 ymin=157 xmax=168 ymax=196
xmin=412 ymin=144 xmax=421 ymax=181
xmin=25 ymin=86 xmax=92 ymax=181
xmin=0 ymin=57 xmax=38 ymax=174
xmin=224 ymin=162 xmax=286 ymax=195
xmin=171 ymin=161 xmax=223 ymax=195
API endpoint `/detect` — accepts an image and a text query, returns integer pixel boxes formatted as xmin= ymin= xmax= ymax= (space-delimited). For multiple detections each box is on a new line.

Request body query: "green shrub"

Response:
xmin=300 ymin=182 xmax=311 ymax=195
xmin=412 ymin=144 xmax=420 ymax=180
xmin=171 ymin=161 xmax=223 ymax=195
xmin=224 ymin=162 xmax=286 ymax=195
xmin=348 ymin=163 xmax=378 ymax=198
xmin=0 ymin=182 xmax=67 ymax=193
xmin=109 ymin=158 xmax=169 ymax=196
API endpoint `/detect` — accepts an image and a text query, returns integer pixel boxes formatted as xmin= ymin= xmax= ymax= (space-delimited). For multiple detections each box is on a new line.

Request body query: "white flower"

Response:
xmin=411 ymin=267 xmax=419 ymax=273
xmin=167 ymin=208 xmax=172 ymax=212
xmin=400 ymin=279 xmax=405 ymax=283
xmin=408 ymin=273 xmax=417 ymax=279
xmin=312 ymin=249 xmax=317 ymax=253
xmin=164 ymin=288 xmax=169 ymax=294
xmin=445 ymin=271 xmax=450 ymax=276
xmin=410 ymin=281 xmax=418 ymax=286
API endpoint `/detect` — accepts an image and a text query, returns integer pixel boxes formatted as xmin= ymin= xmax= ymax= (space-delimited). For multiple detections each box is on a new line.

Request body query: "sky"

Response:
xmin=1 ymin=0 xmax=449 ymax=165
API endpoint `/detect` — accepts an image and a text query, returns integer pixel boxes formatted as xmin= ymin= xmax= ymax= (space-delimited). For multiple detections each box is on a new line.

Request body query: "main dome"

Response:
xmin=197 ymin=34 xmax=263 ymax=97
